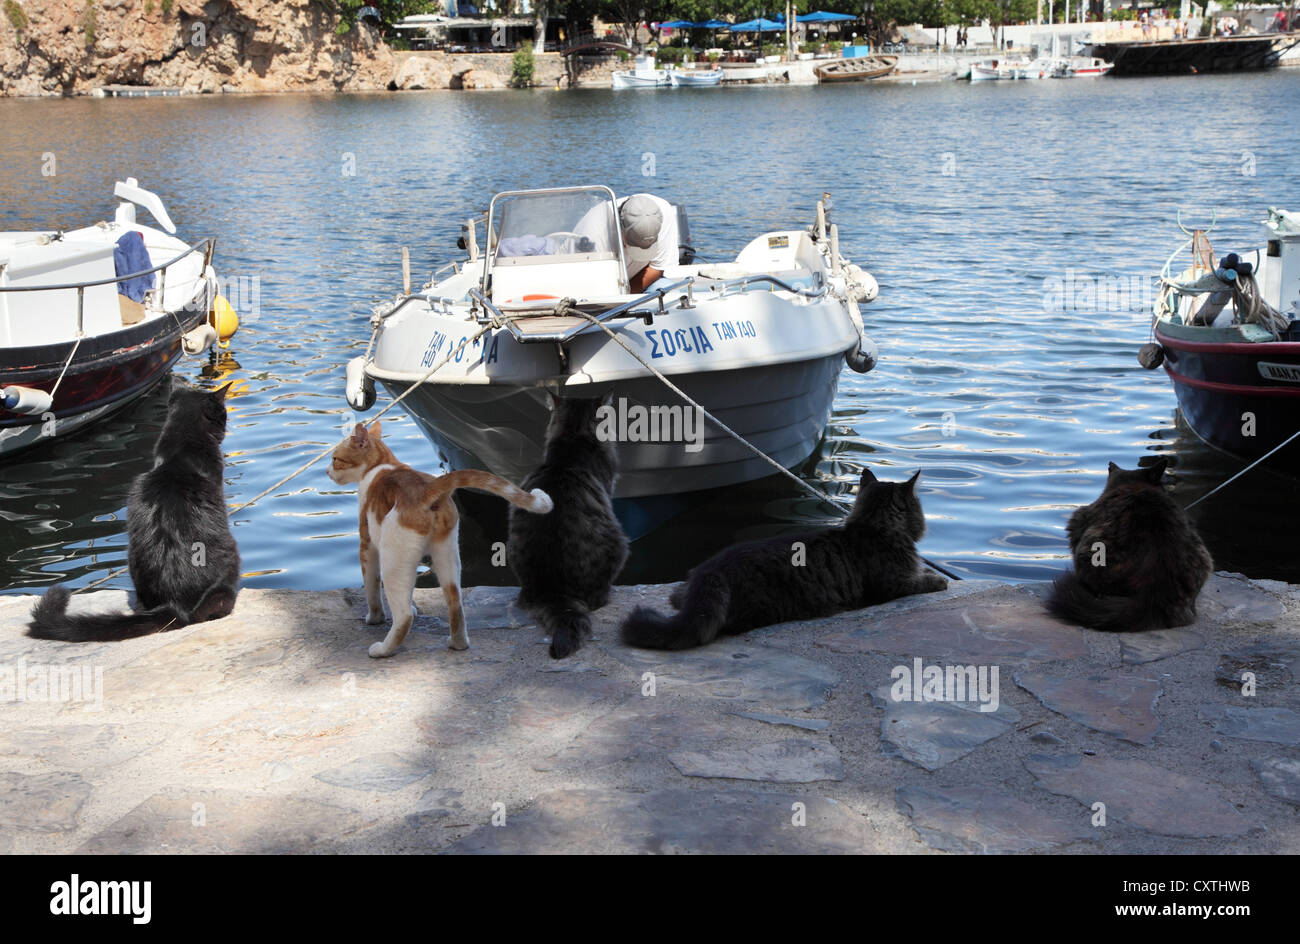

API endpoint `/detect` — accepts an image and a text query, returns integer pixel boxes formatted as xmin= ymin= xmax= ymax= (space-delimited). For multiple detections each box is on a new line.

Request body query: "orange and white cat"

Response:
xmin=328 ymin=421 xmax=552 ymax=658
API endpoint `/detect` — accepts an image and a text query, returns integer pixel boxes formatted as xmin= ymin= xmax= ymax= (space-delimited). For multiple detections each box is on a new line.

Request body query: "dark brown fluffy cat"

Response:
xmin=620 ymin=468 xmax=947 ymax=650
xmin=1047 ymin=458 xmax=1212 ymax=632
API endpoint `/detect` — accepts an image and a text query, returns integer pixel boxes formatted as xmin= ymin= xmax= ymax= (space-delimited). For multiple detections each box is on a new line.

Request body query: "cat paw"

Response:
xmin=368 ymin=642 xmax=397 ymax=658
xmin=549 ymin=631 xmax=581 ymax=660
xmin=364 ymin=609 xmax=385 ymax=625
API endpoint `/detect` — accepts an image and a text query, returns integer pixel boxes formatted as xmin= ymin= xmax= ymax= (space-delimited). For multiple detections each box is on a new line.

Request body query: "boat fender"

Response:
xmin=2 ymin=386 xmax=54 ymax=416
xmin=346 ymin=355 xmax=376 ymax=411
xmin=843 ymin=264 xmax=879 ymax=303
xmin=209 ymin=294 xmax=239 ymax=347
xmin=1137 ymin=343 xmax=1164 ymax=370
xmin=182 ymin=323 xmax=218 ymax=355
xmin=846 ymin=337 xmax=879 ymax=373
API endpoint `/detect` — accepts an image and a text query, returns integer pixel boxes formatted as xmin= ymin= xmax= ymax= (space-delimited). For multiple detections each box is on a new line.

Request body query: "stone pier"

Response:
xmin=1 ymin=573 xmax=1297 ymax=854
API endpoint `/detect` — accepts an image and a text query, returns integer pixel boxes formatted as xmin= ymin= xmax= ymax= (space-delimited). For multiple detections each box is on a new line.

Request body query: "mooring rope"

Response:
xmin=568 ymin=308 xmax=962 ymax=581
xmin=1184 ymin=427 xmax=1300 ymax=511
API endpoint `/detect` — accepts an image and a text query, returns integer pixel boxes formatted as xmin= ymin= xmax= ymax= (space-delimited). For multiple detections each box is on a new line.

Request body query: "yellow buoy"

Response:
xmin=209 ymin=294 xmax=239 ymax=348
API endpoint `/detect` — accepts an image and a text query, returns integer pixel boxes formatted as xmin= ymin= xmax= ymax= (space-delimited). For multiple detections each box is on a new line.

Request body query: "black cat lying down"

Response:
xmin=621 ymin=468 xmax=947 ymax=650
xmin=28 ymin=382 xmax=240 ymax=641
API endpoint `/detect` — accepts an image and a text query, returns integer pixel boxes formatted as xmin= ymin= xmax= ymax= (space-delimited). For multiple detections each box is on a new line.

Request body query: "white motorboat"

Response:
xmin=668 ymin=66 xmax=724 ymax=87
xmin=0 ymin=178 xmax=236 ymax=459
xmin=611 ymin=55 xmax=671 ymax=88
xmin=970 ymin=57 xmax=1052 ymax=80
xmin=344 ymin=187 xmax=879 ymax=502
xmin=1053 ymin=56 xmax=1114 ymax=78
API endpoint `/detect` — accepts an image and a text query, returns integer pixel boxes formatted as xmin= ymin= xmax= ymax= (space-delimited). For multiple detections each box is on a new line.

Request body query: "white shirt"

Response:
xmin=618 ymin=194 xmax=679 ymax=281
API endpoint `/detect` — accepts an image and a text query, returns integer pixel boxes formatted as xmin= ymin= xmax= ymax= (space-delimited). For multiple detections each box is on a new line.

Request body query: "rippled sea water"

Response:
xmin=3 ymin=73 xmax=1299 ymax=593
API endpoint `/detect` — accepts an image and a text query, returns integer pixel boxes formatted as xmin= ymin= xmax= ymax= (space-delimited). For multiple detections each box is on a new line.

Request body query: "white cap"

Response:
xmin=619 ymin=195 xmax=663 ymax=250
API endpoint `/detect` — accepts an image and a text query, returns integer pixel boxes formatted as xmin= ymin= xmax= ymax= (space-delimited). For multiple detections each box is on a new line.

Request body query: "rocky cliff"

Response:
xmin=0 ymin=0 xmax=394 ymax=96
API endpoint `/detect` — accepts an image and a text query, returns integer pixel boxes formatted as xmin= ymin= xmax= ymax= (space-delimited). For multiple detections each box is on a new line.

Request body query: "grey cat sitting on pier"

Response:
xmin=28 ymin=383 xmax=240 ymax=641
xmin=1047 ymin=458 xmax=1212 ymax=632
xmin=621 ymin=468 xmax=947 ymax=651
xmin=507 ymin=394 xmax=629 ymax=659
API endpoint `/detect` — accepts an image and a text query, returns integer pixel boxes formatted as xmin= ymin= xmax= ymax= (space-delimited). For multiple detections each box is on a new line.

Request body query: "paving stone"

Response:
xmin=1198 ymin=574 xmax=1287 ymax=622
xmin=897 ymin=784 xmax=1095 ymax=853
xmin=1252 ymin=758 xmax=1300 ymax=807
xmin=406 ymin=788 xmax=466 ymax=828
xmin=875 ymin=690 xmax=1020 ymax=771
xmin=313 ymin=752 xmax=432 ymax=792
xmin=669 ymin=738 xmax=843 ymax=783
xmin=77 ymin=790 xmax=373 ymax=853
xmin=444 ymin=788 xmax=882 ymax=854
xmin=818 ymin=593 xmax=1087 ymax=664
xmin=0 ymin=771 xmax=93 ymax=833
xmin=1198 ymin=705 xmax=1300 ymax=747
xmin=612 ymin=641 xmax=839 ymax=711
xmin=1025 ymin=753 xmax=1250 ymax=838
xmin=1121 ymin=630 xmax=1204 ymax=665
xmin=733 ymin=711 xmax=830 ymax=732
xmin=0 ymin=723 xmax=161 ymax=769
xmin=535 ymin=702 xmax=729 ymax=773
xmin=1214 ymin=643 xmax=1299 ymax=692
xmin=1015 ymin=672 xmax=1162 ymax=745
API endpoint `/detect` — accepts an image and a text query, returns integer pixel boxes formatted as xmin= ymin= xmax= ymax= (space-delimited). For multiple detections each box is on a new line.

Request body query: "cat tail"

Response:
xmin=434 ymin=470 xmax=552 ymax=514
xmin=537 ymin=598 xmax=591 ymax=660
xmin=621 ymin=574 xmax=730 ymax=650
xmin=27 ymin=586 xmax=182 ymax=642
xmin=27 ymin=582 xmax=237 ymax=642
xmin=1046 ymin=571 xmax=1163 ymax=633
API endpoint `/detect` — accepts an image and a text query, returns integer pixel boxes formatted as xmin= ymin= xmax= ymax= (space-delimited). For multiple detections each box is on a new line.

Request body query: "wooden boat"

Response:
xmin=814 ymin=55 xmax=898 ymax=83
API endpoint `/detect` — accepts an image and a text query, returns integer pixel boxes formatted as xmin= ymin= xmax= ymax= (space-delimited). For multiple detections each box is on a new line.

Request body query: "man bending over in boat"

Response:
xmin=618 ymin=194 xmax=679 ymax=293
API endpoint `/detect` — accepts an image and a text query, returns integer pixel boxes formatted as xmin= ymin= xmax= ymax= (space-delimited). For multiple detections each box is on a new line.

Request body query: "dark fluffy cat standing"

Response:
xmin=28 ymin=382 xmax=241 ymax=641
xmin=621 ymin=468 xmax=947 ymax=651
xmin=1047 ymin=458 xmax=1211 ymax=632
xmin=507 ymin=394 xmax=629 ymax=659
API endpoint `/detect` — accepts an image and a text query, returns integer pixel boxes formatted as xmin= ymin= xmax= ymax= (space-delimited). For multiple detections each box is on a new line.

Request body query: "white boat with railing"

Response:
xmin=970 ymin=56 xmax=1052 ymax=80
xmin=0 ymin=178 xmax=236 ymax=458
xmin=343 ymin=187 xmax=879 ymax=502
xmin=1054 ymin=56 xmax=1114 ymax=78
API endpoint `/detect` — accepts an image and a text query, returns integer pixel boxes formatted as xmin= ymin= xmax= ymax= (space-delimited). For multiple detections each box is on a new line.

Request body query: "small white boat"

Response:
xmin=611 ymin=55 xmax=671 ymax=88
xmin=668 ymin=66 xmax=723 ymax=87
xmin=970 ymin=57 xmax=1052 ymax=80
xmin=0 ymin=178 xmax=236 ymax=459
xmin=1054 ymin=56 xmax=1114 ymax=78
xmin=344 ymin=187 xmax=880 ymax=502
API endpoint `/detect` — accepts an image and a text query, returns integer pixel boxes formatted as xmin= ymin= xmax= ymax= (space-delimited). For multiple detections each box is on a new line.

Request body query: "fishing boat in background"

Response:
xmin=0 ymin=178 xmax=237 ymax=459
xmin=1144 ymin=208 xmax=1300 ymax=472
xmin=970 ymin=56 xmax=1052 ymax=80
xmin=814 ymin=55 xmax=898 ymax=83
xmin=611 ymin=55 xmax=671 ymax=88
xmin=668 ymin=65 xmax=724 ymax=87
xmin=1053 ymin=56 xmax=1114 ymax=78
xmin=344 ymin=187 xmax=880 ymax=505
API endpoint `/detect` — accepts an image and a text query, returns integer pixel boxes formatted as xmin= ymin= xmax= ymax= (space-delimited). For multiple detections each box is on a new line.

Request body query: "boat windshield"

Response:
xmin=489 ymin=188 xmax=621 ymax=265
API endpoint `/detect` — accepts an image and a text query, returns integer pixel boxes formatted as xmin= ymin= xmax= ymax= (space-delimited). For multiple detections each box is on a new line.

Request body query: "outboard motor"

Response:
xmin=676 ymin=205 xmax=694 ymax=265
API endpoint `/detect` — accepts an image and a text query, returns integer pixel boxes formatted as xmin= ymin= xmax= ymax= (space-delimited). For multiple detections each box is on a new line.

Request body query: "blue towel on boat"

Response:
xmin=497 ymin=235 xmax=553 ymax=258
xmin=114 ymin=231 xmax=155 ymax=303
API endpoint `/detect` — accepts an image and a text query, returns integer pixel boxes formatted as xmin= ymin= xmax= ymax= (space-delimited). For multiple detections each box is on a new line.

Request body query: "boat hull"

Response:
xmin=0 ymin=304 xmax=206 ymax=458
xmin=1155 ymin=324 xmax=1300 ymax=472
xmin=378 ymin=352 xmax=847 ymax=499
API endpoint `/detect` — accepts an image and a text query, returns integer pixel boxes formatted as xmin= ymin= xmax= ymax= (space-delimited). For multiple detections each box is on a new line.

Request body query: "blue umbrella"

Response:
xmin=659 ymin=19 xmax=698 ymax=28
xmin=730 ymin=17 xmax=785 ymax=31
xmin=699 ymin=18 xmax=731 ymax=28
xmin=798 ymin=11 xmax=857 ymax=21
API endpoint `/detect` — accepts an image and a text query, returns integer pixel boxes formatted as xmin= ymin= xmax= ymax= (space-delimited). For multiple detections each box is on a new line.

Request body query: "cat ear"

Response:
xmin=906 ymin=470 xmax=921 ymax=491
xmin=601 ymin=390 xmax=616 ymax=408
xmin=214 ymin=381 xmax=234 ymax=400
xmin=860 ymin=467 xmax=878 ymax=484
xmin=1107 ymin=461 xmax=1120 ymax=477
xmin=367 ymin=420 xmax=382 ymax=440
xmin=545 ymin=392 xmax=558 ymax=412
xmin=1145 ymin=458 xmax=1168 ymax=482
xmin=351 ymin=423 xmax=368 ymax=446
